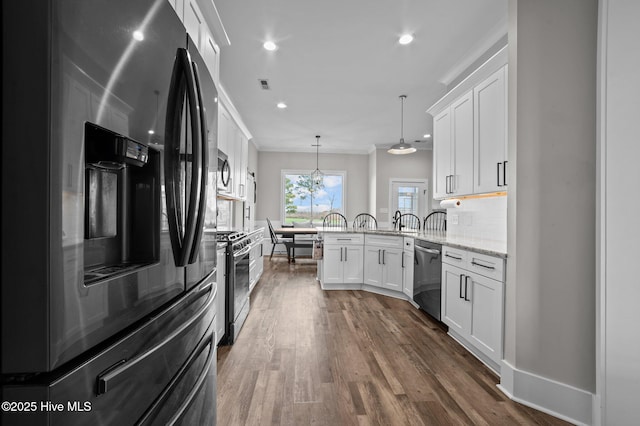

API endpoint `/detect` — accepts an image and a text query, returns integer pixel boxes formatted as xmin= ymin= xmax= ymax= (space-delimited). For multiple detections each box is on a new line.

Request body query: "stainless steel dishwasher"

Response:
xmin=413 ymin=240 xmax=442 ymax=321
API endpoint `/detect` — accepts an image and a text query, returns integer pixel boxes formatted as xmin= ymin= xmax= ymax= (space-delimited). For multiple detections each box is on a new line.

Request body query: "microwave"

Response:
xmin=217 ymin=150 xmax=231 ymax=193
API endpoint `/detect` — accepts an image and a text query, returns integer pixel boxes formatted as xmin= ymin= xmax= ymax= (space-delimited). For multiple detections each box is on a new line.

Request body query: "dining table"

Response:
xmin=273 ymin=227 xmax=318 ymax=262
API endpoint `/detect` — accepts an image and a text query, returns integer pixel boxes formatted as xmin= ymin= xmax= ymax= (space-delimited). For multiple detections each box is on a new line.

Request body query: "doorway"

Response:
xmin=389 ymin=179 xmax=428 ymax=219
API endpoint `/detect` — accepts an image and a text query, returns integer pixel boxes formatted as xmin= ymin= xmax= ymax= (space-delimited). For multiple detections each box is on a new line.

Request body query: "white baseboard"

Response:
xmin=361 ymin=284 xmax=412 ymax=302
xmin=498 ymin=360 xmax=593 ymax=425
xmin=321 ymin=282 xmax=362 ymax=291
xmin=447 ymin=330 xmax=501 ymax=375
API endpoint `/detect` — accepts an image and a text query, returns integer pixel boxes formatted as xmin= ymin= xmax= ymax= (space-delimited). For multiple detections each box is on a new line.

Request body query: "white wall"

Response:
xmin=599 ymin=1 xmax=640 ymax=424
xmin=368 ymin=149 xmax=377 ymax=215
xmin=248 ymin=139 xmax=258 ymax=176
xmin=502 ymin=0 xmax=597 ymax=423
xmin=374 ymin=148 xmax=432 ymax=223
xmin=255 ymin=151 xmax=369 ymax=222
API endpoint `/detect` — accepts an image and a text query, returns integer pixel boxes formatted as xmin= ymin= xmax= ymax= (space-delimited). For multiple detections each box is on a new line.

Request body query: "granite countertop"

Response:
xmin=318 ymin=227 xmax=507 ymax=258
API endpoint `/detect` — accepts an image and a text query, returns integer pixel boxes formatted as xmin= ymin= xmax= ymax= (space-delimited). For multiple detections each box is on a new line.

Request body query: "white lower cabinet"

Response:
xmin=249 ymin=240 xmax=264 ymax=293
xmin=402 ymin=238 xmax=414 ymax=298
xmin=441 ymin=246 xmax=504 ymax=372
xmin=363 ymin=235 xmax=403 ymax=291
xmin=322 ymin=234 xmax=364 ymax=285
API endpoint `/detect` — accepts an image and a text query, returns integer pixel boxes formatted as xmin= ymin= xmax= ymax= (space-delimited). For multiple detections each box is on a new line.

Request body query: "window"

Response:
xmin=282 ymin=170 xmax=345 ymax=224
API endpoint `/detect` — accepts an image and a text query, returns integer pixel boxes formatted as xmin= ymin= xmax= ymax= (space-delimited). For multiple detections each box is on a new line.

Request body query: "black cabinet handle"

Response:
xmin=464 ymin=276 xmax=471 ymax=301
xmin=378 ymin=249 xmax=381 ymax=264
xmin=497 ymin=162 xmax=503 ymax=187
xmin=471 ymin=260 xmax=495 ymax=270
xmin=503 ymin=161 xmax=508 ymax=186
xmin=445 ymin=253 xmax=462 ymax=261
xmin=340 ymin=247 xmax=343 ymax=262
xmin=344 ymin=247 xmax=347 ymax=262
xmin=459 ymin=275 xmax=464 ymax=299
xmin=382 ymin=250 xmax=385 ymax=265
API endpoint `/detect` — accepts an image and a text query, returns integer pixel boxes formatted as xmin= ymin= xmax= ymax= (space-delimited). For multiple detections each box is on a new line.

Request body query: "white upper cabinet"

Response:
xmin=451 ymin=91 xmax=474 ymax=196
xmin=428 ymin=47 xmax=508 ymax=200
xmin=217 ymin=99 xmax=250 ymax=199
xmin=474 ymin=66 xmax=508 ymax=194
xmin=167 ymin=0 xmax=221 ymax=85
xmin=432 ymin=91 xmax=474 ymax=198
xmin=183 ymin=0 xmax=205 ymax=49
xmin=433 ymin=109 xmax=451 ymax=199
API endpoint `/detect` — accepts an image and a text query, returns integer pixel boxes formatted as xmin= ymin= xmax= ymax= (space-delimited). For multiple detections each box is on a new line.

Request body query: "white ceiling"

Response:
xmin=215 ymin=0 xmax=507 ymax=154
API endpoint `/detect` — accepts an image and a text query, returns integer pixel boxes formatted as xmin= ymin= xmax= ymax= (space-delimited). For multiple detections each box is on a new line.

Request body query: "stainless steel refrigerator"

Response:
xmin=1 ymin=0 xmax=219 ymax=424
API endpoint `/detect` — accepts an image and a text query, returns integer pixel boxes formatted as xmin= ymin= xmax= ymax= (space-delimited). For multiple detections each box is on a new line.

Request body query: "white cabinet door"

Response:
xmin=402 ymin=249 xmax=414 ymax=297
xmin=233 ymin=126 xmax=243 ymax=198
xmin=167 ymin=0 xmax=184 ymax=19
xmin=433 ymin=108 xmax=451 ymax=199
xmin=474 ymin=66 xmax=507 ymax=194
xmin=381 ymin=248 xmax=403 ymax=291
xmin=238 ymin=134 xmax=248 ymax=199
xmin=216 ymin=248 xmax=226 ymax=344
xmin=468 ymin=273 xmax=503 ymax=364
xmin=363 ymin=246 xmax=383 ymax=287
xmin=322 ymin=245 xmax=344 ymax=284
xmin=218 ymin=106 xmax=230 ymax=157
xmin=451 ymin=91 xmax=474 ymax=196
xmin=201 ymin=30 xmax=220 ymax=85
xmin=442 ymin=264 xmax=470 ymax=336
xmin=343 ymin=246 xmax=364 ymax=284
xmin=183 ymin=0 xmax=204 ymax=50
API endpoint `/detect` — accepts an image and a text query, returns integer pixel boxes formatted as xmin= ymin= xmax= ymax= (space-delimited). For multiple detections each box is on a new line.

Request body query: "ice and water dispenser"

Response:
xmin=83 ymin=123 xmax=160 ymax=284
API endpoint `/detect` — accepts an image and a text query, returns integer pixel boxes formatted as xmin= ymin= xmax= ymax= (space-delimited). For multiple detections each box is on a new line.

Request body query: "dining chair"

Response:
xmin=423 ymin=211 xmax=447 ymax=231
xmin=322 ymin=212 xmax=348 ymax=228
xmin=352 ymin=213 xmax=377 ymax=230
xmin=266 ymin=218 xmax=294 ymax=261
xmin=397 ymin=213 xmax=421 ymax=231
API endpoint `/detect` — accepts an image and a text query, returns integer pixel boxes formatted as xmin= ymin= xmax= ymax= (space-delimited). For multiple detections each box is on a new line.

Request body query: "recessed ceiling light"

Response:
xmin=399 ymin=34 xmax=414 ymax=45
xmin=423 ymin=133 xmax=431 ymax=138
xmin=277 ymin=102 xmax=287 ymax=109
xmin=133 ymin=30 xmax=144 ymax=41
xmin=148 ymin=130 xmax=155 ymax=135
xmin=263 ymin=41 xmax=277 ymax=51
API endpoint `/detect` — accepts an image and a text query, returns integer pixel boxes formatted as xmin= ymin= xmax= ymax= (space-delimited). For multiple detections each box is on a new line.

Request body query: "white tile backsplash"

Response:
xmin=445 ymin=196 xmax=507 ymax=244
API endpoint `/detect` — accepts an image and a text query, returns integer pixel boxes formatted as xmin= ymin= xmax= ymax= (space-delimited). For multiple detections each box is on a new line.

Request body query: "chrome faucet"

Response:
xmin=392 ymin=210 xmax=402 ymax=230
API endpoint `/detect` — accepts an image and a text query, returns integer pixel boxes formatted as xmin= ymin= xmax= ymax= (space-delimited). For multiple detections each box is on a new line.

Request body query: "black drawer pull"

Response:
xmin=471 ymin=261 xmax=495 ymax=270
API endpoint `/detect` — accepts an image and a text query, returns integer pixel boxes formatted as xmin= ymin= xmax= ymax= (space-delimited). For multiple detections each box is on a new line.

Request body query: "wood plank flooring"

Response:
xmin=217 ymin=258 xmax=568 ymax=425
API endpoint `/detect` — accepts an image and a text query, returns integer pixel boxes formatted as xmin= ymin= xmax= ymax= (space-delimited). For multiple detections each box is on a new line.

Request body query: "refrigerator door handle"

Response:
xmin=137 ymin=330 xmax=215 ymax=425
xmin=96 ymin=281 xmax=216 ymax=395
xmin=188 ymin=60 xmax=209 ymax=264
xmin=165 ymin=47 xmax=202 ymax=267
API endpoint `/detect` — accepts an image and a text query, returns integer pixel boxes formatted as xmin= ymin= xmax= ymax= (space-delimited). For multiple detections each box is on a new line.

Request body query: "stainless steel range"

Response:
xmin=217 ymin=229 xmax=264 ymax=344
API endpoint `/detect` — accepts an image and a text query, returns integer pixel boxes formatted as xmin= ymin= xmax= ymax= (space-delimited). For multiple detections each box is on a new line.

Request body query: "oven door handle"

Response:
xmin=233 ymin=245 xmax=252 ymax=258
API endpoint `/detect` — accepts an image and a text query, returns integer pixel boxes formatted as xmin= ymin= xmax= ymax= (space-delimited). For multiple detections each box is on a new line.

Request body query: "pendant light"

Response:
xmin=311 ymin=135 xmax=323 ymax=188
xmin=388 ymin=95 xmax=416 ymax=155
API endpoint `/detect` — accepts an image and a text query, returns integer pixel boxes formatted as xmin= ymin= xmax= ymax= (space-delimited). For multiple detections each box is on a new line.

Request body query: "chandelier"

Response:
xmin=311 ymin=135 xmax=323 ymax=188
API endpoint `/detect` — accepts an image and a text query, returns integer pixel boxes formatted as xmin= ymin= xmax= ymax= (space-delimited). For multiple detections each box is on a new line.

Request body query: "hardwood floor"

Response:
xmin=217 ymin=258 xmax=568 ymax=426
